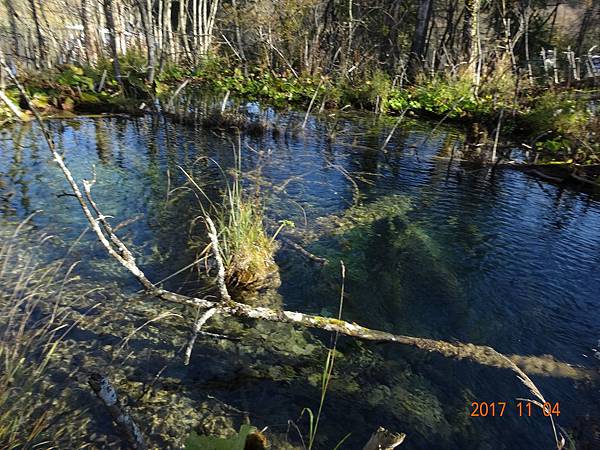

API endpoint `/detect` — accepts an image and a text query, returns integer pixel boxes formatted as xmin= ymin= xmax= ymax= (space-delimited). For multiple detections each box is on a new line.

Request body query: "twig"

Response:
xmin=381 ymin=109 xmax=407 ymax=152
xmin=220 ymin=90 xmax=230 ymax=114
xmin=205 ymin=216 xmax=231 ymax=302
xmin=0 ymin=90 xmax=27 ymax=120
xmin=302 ymin=78 xmax=324 ymax=129
xmin=184 ymin=307 xmax=217 ymax=365
xmin=113 ymin=214 xmax=145 ymax=233
xmin=491 ymin=108 xmax=504 ymax=163
xmin=167 ymin=78 xmax=190 ymax=111
xmin=279 ymin=235 xmax=328 ymax=265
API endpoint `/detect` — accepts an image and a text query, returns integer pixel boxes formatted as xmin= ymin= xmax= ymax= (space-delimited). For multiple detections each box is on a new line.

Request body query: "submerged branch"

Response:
xmin=88 ymin=373 xmax=147 ymax=450
xmin=151 ymin=288 xmax=591 ymax=380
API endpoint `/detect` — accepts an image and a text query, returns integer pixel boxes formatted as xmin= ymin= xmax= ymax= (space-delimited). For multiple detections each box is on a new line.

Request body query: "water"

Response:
xmin=1 ymin=107 xmax=599 ymax=449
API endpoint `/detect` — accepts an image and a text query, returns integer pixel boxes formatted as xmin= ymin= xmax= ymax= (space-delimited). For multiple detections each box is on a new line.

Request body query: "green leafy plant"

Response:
xmin=185 ymin=424 xmax=257 ymax=450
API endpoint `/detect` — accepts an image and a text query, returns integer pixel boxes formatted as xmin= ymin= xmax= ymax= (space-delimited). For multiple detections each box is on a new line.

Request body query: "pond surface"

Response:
xmin=1 ymin=104 xmax=599 ymax=449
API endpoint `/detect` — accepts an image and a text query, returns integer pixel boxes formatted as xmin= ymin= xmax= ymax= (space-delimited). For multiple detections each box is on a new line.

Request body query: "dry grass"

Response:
xmin=0 ymin=217 xmax=87 ymax=448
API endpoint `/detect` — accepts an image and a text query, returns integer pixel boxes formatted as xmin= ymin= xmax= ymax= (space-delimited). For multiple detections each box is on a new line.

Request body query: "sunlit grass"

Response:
xmin=180 ymin=143 xmax=285 ymax=291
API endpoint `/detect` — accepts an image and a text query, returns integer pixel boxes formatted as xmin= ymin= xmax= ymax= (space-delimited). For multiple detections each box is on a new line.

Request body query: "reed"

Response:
xmin=0 ymin=219 xmax=78 ymax=448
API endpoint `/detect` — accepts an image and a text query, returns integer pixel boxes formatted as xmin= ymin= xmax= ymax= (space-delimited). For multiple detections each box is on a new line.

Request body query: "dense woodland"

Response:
xmin=0 ymin=0 xmax=598 ymax=168
xmin=0 ymin=0 xmax=599 ymax=82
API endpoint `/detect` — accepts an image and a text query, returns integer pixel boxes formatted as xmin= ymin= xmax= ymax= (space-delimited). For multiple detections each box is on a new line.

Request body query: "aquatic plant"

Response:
xmin=297 ymin=263 xmax=350 ymax=450
xmin=523 ymin=90 xmax=596 ymax=162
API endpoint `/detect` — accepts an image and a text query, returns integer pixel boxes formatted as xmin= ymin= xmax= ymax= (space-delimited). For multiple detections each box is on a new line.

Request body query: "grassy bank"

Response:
xmin=1 ymin=56 xmax=598 ymax=165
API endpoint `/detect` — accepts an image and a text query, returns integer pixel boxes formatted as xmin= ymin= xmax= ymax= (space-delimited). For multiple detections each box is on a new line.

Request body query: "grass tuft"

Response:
xmin=181 ymin=144 xmax=281 ymax=292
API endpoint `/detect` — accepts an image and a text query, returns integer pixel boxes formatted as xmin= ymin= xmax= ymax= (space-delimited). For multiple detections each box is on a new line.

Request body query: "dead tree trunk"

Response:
xmin=461 ymin=0 xmax=478 ymax=68
xmin=3 ymin=0 xmax=20 ymax=59
xmin=28 ymin=0 xmax=47 ymax=68
xmin=575 ymin=0 xmax=596 ymax=57
xmin=136 ymin=0 xmax=158 ymax=85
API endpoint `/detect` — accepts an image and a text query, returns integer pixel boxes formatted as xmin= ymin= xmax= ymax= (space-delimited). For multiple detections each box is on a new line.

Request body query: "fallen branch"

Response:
xmin=167 ymin=78 xmax=190 ymax=111
xmin=88 ymin=373 xmax=147 ymax=450
xmin=529 ymin=169 xmax=564 ymax=183
xmin=206 ymin=216 xmax=231 ymax=302
xmin=184 ymin=307 xmax=217 ymax=365
xmin=570 ymin=170 xmax=600 ymax=187
xmin=380 ymin=109 xmax=407 ymax=152
xmin=0 ymin=90 xmax=28 ymax=121
xmin=279 ymin=235 xmax=328 ymax=265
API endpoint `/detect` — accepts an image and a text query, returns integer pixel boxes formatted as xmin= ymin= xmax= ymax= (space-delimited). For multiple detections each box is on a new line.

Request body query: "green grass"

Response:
xmin=181 ymin=145 xmax=283 ymax=291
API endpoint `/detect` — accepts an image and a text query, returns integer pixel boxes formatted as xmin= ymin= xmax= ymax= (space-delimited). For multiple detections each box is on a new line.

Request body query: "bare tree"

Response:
xmin=81 ymin=0 xmax=99 ymax=64
xmin=135 ymin=0 xmax=158 ymax=84
xmin=3 ymin=0 xmax=20 ymax=59
xmin=103 ymin=0 xmax=123 ymax=87
xmin=408 ymin=0 xmax=434 ymax=80
xmin=28 ymin=0 xmax=47 ymax=68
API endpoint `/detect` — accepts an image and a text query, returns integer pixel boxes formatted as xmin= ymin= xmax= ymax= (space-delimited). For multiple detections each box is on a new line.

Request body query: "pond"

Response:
xmin=1 ymin=102 xmax=599 ymax=449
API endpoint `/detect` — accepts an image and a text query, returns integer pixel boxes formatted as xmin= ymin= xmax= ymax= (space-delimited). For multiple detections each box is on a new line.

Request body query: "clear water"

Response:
xmin=1 ymin=108 xmax=599 ymax=449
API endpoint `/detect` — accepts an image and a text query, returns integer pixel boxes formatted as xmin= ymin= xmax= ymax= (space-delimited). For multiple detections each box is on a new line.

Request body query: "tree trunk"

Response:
xmin=461 ymin=0 xmax=480 ymax=84
xmin=3 ymin=0 xmax=20 ymax=59
xmin=103 ymin=0 xmax=123 ymax=88
xmin=81 ymin=0 xmax=99 ymax=64
xmin=575 ymin=0 xmax=595 ymax=57
xmin=407 ymin=0 xmax=434 ymax=81
xmin=136 ymin=0 xmax=158 ymax=84
xmin=28 ymin=0 xmax=47 ymax=68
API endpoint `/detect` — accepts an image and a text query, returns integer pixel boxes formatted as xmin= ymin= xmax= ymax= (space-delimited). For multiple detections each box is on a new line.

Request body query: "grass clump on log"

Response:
xmin=215 ymin=175 xmax=279 ymax=289
xmin=183 ymin=147 xmax=283 ymax=292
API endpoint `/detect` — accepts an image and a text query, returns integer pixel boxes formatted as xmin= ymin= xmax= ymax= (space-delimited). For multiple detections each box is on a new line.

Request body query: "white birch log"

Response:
xmin=88 ymin=373 xmax=148 ymax=450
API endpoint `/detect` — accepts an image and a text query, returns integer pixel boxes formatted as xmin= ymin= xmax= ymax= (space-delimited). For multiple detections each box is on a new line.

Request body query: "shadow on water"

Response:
xmin=1 ymin=95 xmax=600 ymax=448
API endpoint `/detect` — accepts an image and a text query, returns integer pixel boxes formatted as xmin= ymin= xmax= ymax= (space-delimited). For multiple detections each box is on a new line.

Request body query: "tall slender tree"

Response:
xmin=408 ymin=0 xmax=434 ymax=81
